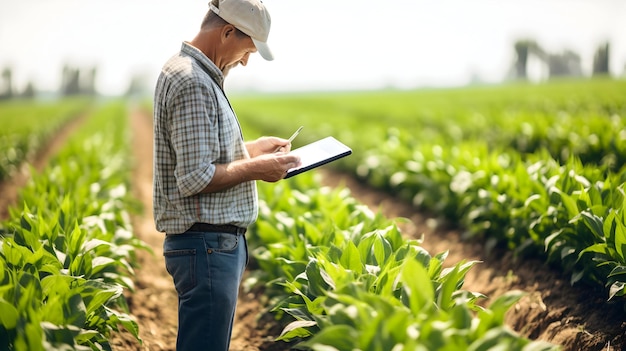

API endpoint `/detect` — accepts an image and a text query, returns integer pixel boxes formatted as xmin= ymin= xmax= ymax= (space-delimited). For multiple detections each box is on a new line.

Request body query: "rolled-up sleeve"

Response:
xmin=170 ymin=82 xmax=218 ymax=197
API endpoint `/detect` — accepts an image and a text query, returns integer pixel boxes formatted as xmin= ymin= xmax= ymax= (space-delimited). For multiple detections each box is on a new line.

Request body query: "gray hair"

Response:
xmin=201 ymin=0 xmax=247 ymax=38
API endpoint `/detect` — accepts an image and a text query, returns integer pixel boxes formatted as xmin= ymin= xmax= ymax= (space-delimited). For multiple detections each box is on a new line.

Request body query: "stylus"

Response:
xmin=275 ymin=126 xmax=303 ymax=152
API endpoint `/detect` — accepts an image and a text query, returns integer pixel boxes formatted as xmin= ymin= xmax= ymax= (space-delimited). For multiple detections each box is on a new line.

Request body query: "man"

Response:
xmin=152 ymin=0 xmax=300 ymax=350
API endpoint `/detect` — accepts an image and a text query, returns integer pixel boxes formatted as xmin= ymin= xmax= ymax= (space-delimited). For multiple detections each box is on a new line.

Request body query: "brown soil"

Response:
xmin=2 ymin=107 xmax=625 ymax=351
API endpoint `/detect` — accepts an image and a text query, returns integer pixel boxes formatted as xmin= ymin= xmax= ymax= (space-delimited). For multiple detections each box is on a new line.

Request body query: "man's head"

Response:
xmin=208 ymin=0 xmax=273 ymax=61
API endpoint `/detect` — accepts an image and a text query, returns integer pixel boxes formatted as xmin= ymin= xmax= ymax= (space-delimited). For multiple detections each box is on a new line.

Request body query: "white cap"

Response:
xmin=209 ymin=0 xmax=274 ymax=61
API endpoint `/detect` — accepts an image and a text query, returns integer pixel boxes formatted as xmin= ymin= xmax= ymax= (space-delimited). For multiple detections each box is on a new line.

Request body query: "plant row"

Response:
xmin=0 ymin=98 xmax=91 ymax=181
xmin=0 ymin=100 xmax=146 ymax=351
xmin=233 ymin=78 xmax=626 ymax=304
xmin=353 ymin=132 xmax=626 ymax=301
xmin=243 ymin=173 xmax=558 ymax=350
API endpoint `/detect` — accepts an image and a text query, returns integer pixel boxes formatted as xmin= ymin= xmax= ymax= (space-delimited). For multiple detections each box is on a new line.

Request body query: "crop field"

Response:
xmin=1 ymin=78 xmax=625 ymax=350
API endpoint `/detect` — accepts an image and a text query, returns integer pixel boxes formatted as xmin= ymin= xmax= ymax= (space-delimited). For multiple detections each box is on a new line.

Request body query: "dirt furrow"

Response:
xmin=0 ymin=112 xmax=88 ymax=220
xmin=320 ymin=173 xmax=626 ymax=351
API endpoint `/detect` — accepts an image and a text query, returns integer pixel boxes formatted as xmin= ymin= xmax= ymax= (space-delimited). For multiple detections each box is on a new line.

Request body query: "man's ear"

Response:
xmin=221 ymin=24 xmax=236 ymax=42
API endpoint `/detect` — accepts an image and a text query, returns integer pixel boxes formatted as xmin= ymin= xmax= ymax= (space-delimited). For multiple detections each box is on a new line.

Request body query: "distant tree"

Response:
xmin=84 ymin=67 xmax=97 ymax=95
xmin=61 ymin=65 xmax=81 ymax=96
xmin=509 ymin=39 xmax=588 ymax=81
xmin=125 ymin=72 xmax=151 ymax=97
xmin=21 ymin=81 xmax=36 ymax=99
xmin=514 ymin=41 xmax=530 ymax=79
xmin=592 ymin=42 xmax=610 ymax=76
xmin=60 ymin=64 xmax=98 ymax=96
xmin=512 ymin=40 xmax=546 ymax=80
xmin=0 ymin=67 xmax=13 ymax=99
xmin=548 ymin=50 xmax=582 ymax=78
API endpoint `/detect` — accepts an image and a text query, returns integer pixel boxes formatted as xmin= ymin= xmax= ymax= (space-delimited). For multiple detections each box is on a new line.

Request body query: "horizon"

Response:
xmin=1 ymin=0 xmax=625 ymax=96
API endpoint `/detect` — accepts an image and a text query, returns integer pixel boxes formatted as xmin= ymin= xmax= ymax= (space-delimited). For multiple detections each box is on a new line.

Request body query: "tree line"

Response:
xmin=0 ymin=39 xmax=621 ymax=100
xmin=510 ymin=40 xmax=612 ymax=80
xmin=0 ymin=64 xmax=98 ymax=100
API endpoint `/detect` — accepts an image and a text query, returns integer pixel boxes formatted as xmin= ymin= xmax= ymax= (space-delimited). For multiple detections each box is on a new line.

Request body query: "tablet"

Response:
xmin=285 ymin=136 xmax=352 ymax=178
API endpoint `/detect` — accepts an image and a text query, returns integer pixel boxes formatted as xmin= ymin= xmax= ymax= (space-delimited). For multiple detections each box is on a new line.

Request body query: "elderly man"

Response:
xmin=153 ymin=0 xmax=300 ymax=349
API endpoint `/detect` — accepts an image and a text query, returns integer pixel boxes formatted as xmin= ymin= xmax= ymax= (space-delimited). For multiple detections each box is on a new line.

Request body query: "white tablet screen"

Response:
xmin=285 ymin=136 xmax=352 ymax=178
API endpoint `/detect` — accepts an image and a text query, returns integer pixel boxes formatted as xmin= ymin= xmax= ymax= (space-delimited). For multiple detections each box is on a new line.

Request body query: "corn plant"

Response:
xmin=0 ymin=98 xmax=90 ymax=181
xmin=246 ymin=174 xmax=558 ymax=350
xmin=0 ymin=100 xmax=146 ymax=350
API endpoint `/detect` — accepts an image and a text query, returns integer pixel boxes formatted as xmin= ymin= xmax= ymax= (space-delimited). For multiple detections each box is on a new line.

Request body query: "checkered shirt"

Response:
xmin=152 ymin=42 xmax=258 ymax=234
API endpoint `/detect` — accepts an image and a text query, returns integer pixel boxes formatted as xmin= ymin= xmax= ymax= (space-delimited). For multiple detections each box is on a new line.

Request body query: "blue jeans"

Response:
xmin=163 ymin=230 xmax=248 ymax=351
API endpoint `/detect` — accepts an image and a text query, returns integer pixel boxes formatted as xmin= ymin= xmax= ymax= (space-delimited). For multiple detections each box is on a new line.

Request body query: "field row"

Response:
xmin=0 ymin=98 xmax=557 ymax=349
xmin=0 ymin=101 xmax=144 ymax=350
xmin=233 ymin=78 xmax=626 ymax=305
xmin=0 ymin=98 xmax=91 ymax=181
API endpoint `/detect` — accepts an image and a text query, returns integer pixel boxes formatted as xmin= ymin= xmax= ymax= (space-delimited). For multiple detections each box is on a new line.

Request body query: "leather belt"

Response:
xmin=188 ymin=223 xmax=247 ymax=235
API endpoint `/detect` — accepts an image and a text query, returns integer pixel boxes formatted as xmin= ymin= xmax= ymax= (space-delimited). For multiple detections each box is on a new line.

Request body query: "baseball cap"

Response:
xmin=209 ymin=0 xmax=274 ymax=61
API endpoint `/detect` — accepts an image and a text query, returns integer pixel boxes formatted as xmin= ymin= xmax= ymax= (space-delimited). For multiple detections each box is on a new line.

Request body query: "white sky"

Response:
xmin=0 ymin=0 xmax=624 ymax=95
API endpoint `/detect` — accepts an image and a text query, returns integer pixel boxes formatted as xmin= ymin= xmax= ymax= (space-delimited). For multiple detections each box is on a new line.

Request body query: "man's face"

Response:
xmin=221 ymin=26 xmax=257 ymax=76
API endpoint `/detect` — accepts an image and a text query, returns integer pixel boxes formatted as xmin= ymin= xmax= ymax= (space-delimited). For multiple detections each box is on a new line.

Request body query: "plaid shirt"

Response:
xmin=153 ymin=42 xmax=258 ymax=234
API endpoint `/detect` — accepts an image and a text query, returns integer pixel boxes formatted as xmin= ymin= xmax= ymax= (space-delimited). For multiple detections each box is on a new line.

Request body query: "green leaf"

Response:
xmin=578 ymin=243 xmax=609 ymax=258
xmin=305 ymin=259 xmax=332 ymax=297
xmin=67 ymin=221 xmax=87 ymax=259
xmin=339 ymin=241 xmax=362 ymax=274
xmin=603 ymin=210 xmax=617 ymax=241
xmin=556 ymin=188 xmax=579 ymax=218
xmin=401 ymin=257 xmax=434 ymax=314
xmin=24 ymin=320 xmax=45 ymax=351
xmin=110 ymin=309 xmax=141 ymax=340
xmin=579 ymin=210 xmax=605 ymax=240
xmin=614 ymin=216 xmax=626 ymax=262
xmin=281 ymin=307 xmax=313 ymax=322
xmin=468 ymin=327 xmax=520 ymax=351
xmin=486 ymin=290 xmax=524 ymax=326
xmin=41 ymin=321 xmax=80 ymax=346
xmin=277 ymin=320 xmax=317 ymax=341
xmin=437 ymin=264 xmax=461 ymax=310
xmin=0 ymin=299 xmax=19 ymax=329
xmin=20 ymin=211 xmax=33 ymax=232
xmin=85 ymin=286 xmax=122 ymax=315
xmin=373 ymin=233 xmax=392 ymax=267
xmin=607 ymin=265 xmax=626 ymax=279
xmin=90 ymin=256 xmax=118 ymax=276
xmin=65 ymin=293 xmax=87 ymax=327
xmin=297 ymin=324 xmax=358 ymax=349
xmin=74 ymin=329 xmax=101 ymax=344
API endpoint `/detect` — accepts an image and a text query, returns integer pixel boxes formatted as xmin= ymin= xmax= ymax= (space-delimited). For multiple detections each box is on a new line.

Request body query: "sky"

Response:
xmin=0 ymin=0 xmax=625 ymax=96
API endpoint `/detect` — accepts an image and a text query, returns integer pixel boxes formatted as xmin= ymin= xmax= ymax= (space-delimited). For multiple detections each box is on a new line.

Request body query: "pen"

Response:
xmin=275 ymin=126 xmax=303 ymax=152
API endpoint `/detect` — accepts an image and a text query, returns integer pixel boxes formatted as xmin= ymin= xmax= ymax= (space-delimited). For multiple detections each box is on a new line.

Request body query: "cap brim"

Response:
xmin=252 ymin=38 xmax=274 ymax=61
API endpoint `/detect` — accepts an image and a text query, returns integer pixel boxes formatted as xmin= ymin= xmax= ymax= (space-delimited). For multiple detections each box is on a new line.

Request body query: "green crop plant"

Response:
xmin=0 ymin=100 xmax=145 ymax=350
xmin=0 ymin=98 xmax=90 ymax=181
xmin=234 ymin=78 xmax=626 ymax=305
xmin=244 ymin=174 xmax=558 ymax=350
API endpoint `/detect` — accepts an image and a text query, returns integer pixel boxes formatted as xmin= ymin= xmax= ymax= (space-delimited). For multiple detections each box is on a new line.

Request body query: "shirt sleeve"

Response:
xmin=169 ymin=81 xmax=218 ymax=197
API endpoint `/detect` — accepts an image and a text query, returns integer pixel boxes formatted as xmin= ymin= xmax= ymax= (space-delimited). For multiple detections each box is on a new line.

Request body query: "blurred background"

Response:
xmin=0 ymin=0 xmax=624 ymax=99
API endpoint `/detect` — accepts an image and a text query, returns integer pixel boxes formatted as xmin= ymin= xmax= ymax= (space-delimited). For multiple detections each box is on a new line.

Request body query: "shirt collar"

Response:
xmin=180 ymin=41 xmax=225 ymax=88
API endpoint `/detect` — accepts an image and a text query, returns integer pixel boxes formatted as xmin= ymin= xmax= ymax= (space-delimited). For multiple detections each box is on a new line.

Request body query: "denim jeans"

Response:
xmin=163 ymin=230 xmax=248 ymax=351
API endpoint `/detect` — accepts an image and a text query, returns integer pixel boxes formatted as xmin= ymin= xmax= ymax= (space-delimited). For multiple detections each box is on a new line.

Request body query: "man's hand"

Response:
xmin=253 ymin=152 xmax=301 ymax=182
xmin=246 ymin=136 xmax=291 ymax=157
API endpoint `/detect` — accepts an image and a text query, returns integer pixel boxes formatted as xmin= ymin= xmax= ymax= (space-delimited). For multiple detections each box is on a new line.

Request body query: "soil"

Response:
xmin=2 ymin=108 xmax=625 ymax=351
